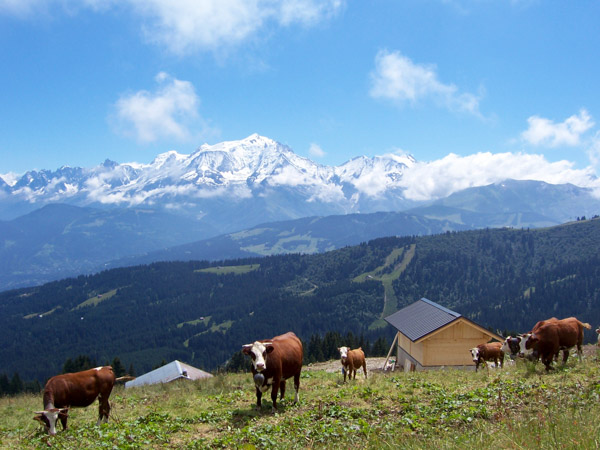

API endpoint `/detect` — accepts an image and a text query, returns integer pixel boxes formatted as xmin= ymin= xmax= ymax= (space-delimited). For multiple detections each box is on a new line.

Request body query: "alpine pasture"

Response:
xmin=2 ymin=350 xmax=600 ymax=449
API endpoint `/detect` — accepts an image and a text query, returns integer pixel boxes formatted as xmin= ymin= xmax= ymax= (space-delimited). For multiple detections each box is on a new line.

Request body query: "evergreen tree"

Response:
xmin=63 ymin=355 xmax=97 ymax=373
xmin=0 ymin=373 xmax=9 ymax=396
xmin=9 ymin=372 xmax=24 ymax=395
xmin=111 ymin=357 xmax=126 ymax=378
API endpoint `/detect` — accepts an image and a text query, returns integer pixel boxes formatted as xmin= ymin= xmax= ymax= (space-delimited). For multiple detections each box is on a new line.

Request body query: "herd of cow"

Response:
xmin=33 ymin=322 xmax=598 ymax=436
xmin=471 ymin=316 xmax=600 ymax=373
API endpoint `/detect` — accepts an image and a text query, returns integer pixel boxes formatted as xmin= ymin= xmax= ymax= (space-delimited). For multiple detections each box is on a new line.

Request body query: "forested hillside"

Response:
xmin=1 ymin=218 xmax=599 ymax=382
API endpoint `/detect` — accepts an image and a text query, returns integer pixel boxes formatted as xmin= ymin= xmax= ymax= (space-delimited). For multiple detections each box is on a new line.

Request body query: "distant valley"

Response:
xmin=2 ymin=218 xmax=599 ymax=382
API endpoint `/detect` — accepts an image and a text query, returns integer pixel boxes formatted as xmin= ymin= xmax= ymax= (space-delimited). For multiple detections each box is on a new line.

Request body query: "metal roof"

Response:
xmin=384 ymin=298 xmax=462 ymax=342
xmin=125 ymin=360 xmax=212 ymax=388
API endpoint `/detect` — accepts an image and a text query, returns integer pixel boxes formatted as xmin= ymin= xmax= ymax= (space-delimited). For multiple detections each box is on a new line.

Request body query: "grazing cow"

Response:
xmin=470 ymin=342 xmax=504 ymax=372
xmin=525 ymin=318 xmax=591 ymax=371
xmin=242 ymin=331 xmax=303 ymax=412
xmin=33 ymin=366 xmax=115 ymax=435
xmin=338 ymin=346 xmax=367 ymax=382
xmin=502 ymin=318 xmax=561 ymax=361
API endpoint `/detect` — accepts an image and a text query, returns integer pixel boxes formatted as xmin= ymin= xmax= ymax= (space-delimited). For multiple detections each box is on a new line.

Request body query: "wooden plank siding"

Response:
xmin=397 ymin=318 xmax=500 ymax=369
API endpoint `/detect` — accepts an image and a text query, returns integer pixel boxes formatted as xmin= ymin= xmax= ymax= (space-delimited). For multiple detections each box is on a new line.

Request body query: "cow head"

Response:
xmin=501 ymin=336 xmax=522 ymax=356
xmin=242 ymin=341 xmax=274 ymax=372
xmin=470 ymin=347 xmax=480 ymax=363
xmin=33 ymin=408 xmax=68 ymax=435
xmin=525 ymin=333 xmax=538 ymax=351
xmin=338 ymin=346 xmax=350 ymax=363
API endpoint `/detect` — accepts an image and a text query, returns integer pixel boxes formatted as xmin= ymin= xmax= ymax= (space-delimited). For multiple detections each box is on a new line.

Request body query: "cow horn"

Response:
xmin=34 ymin=411 xmax=45 ymax=415
xmin=242 ymin=344 xmax=253 ymax=349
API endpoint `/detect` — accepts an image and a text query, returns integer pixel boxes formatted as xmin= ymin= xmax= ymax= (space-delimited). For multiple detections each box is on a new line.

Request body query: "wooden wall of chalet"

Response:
xmin=397 ymin=318 xmax=495 ymax=369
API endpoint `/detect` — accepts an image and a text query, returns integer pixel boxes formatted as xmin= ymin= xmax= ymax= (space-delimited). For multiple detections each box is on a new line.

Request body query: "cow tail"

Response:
xmin=581 ymin=322 xmax=592 ymax=329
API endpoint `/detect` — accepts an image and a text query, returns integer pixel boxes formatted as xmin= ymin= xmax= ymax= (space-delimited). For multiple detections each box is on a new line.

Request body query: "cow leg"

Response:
xmin=98 ymin=394 xmax=111 ymax=425
xmin=255 ymin=386 xmax=263 ymax=409
xmin=342 ymin=365 xmax=347 ymax=382
xmin=561 ymin=349 xmax=569 ymax=365
xmin=293 ymin=373 xmax=300 ymax=404
xmin=363 ymin=363 xmax=367 ymax=379
xmin=279 ymin=379 xmax=286 ymax=400
xmin=542 ymin=354 xmax=554 ymax=371
xmin=270 ymin=379 xmax=280 ymax=412
xmin=59 ymin=411 xmax=68 ymax=431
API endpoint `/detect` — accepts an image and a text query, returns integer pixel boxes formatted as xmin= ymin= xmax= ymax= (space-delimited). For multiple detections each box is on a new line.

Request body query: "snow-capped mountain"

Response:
xmin=0 ymin=134 xmax=418 ymax=229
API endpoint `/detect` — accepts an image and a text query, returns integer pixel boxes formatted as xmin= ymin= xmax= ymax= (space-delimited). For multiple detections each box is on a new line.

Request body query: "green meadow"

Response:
xmin=2 ymin=351 xmax=600 ymax=449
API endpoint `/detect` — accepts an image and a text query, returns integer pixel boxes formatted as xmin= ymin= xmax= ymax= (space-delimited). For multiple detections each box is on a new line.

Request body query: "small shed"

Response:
xmin=383 ymin=298 xmax=503 ymax=371
xmin=125 ymin=360 xmax=212 ymax=388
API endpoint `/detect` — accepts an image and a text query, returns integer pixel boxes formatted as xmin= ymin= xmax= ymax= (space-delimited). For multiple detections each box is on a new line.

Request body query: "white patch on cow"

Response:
xmin=43 ymin=410 xmax=60 ymax=436
xmin=338 ymin=346 xmax=349 ymax=362
xmin=94 ymin=367 xmax=103 ymax=371
xmin=470 ymin=348 xmax=480 ymax=362
xmin=500 ymin=339 xmax=511 ymax=355
xmin=245 ymin=341 xmax=272 ymax=372
xmin=519 ymin=334 xmax=533 ymax=356
xmin=259 ymin=376 xmax=274 ymax=393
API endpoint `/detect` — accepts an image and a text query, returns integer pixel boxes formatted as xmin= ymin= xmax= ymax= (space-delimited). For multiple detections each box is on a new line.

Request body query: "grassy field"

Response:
xmin=2 ymin=349 xmax=600 ymax=449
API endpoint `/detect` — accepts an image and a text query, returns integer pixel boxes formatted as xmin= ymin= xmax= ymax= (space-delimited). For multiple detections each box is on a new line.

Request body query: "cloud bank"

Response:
xmin=398 ymin=152 xmax=599 ymax=201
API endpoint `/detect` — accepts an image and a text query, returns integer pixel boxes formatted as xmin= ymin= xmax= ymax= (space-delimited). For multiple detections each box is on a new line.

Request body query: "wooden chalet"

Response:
xmin=383 ymin=298 xmax=503 ymax=371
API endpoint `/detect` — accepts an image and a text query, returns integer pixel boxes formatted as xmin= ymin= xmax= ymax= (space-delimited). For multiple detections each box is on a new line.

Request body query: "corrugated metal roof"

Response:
xmin=125 ymin=360 xmax=212 ymax=388
xmin=384 ymin=298 xmax=461 ymax=342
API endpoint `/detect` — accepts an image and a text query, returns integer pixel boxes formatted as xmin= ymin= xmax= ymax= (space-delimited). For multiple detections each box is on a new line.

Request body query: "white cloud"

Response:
xmin=369 ymin=49 xmax=481 ymax=115
xmin=114 ymin=72 xmax=202 ymax=143
xmin=308 ymin=143 xmax=326 ymax=158
xmin=398 ymin=152 xmax=600 ymax=201
xmin=127 ymin=0 xmax=344 ymax=54
xmin=2 ymin=0 xmax=344 ymax=53
xmin=521 ymin=109 xmax=595 ymax=147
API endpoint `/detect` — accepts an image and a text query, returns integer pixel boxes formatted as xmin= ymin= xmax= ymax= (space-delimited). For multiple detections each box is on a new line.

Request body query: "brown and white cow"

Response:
xmin=338 ymin=347 xmax=367 ymax=383
xmin=242 ymin=331 xmax=303 ymax=412
xmin=34 ymin=366 xmax=115 ymax=435
xmin=470 ymin=342 xmax=504 ymax=372
xmin=502 ymin=318 xmax=563 ymax=361
xmin=596 ymin=327 xmax=600 ymax=347
xmin=525 ymin=317 xmax=591 ymax=371
xmin=338 ymin=346 xmax=367 ymax=382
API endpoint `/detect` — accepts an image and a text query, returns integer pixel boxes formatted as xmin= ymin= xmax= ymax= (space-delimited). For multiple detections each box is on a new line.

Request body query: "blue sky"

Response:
xmin=1 ymin=0 xmax=599 ymax=191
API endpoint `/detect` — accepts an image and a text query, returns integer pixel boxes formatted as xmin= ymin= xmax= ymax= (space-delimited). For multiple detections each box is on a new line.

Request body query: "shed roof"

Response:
xmin=384 ymin=298 xmax=464 ymax=342
xmin=125 ymin=360 xmax=212 ymax=388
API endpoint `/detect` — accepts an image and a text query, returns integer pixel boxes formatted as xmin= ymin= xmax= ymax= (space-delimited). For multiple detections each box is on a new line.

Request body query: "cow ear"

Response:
xmin=33 ymin=415 xmax=43 ymax=423
xmin=266 ymin=344 xmax=275 ymax=354
xmin=242 ymin=346 xmax=252 ymax=355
